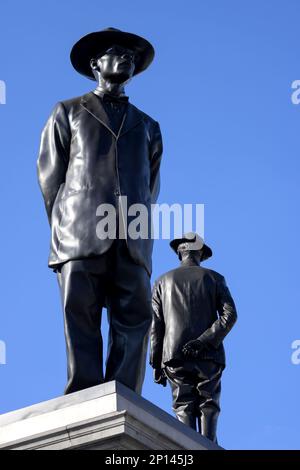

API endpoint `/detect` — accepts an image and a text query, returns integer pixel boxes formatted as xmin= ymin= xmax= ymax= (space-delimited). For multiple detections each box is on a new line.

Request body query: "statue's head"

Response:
xmin=90 ymin=45 xmax=136 ymax=84
xmin=169 ymin=232 xmax=213 ymax=263
xmin=70 ymin=28 xmax=154 ymax=82
xmin=177 ymin=244 xmax=203 ymax=263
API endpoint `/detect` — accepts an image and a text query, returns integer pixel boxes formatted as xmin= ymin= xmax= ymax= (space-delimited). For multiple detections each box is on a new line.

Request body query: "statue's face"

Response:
xmin=90 ymin=45 xmax=136 ymax=84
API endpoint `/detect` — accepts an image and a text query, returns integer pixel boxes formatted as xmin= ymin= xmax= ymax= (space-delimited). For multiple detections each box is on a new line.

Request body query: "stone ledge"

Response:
xmin=0 ymin=381 xmax=222 ymax=450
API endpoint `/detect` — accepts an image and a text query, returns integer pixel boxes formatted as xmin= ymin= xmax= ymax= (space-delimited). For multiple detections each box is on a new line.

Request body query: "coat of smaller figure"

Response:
xmin=150 ymin=233 xmax=237 ymax=443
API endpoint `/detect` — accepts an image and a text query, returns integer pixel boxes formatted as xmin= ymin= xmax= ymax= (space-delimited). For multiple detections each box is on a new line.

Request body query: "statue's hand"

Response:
xmin=153 ymin=368 xmax=167 ymax=387
xmin=182 ymin=339 xmax=204 ymax=358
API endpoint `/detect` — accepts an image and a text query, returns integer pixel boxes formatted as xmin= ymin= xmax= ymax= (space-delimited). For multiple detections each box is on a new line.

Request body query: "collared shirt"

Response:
xmin=93 ymin=89 xmax=129 ymax=135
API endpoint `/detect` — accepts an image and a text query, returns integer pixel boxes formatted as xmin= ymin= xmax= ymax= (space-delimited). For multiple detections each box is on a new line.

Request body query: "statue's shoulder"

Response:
xmin=58 ymin=93 xmax=89 ymax=112
xmin=176 ymin=265 xmax=224 ymax=281
xmin=199 ymin=266 xmax=224 ymax=281
xmin=154 ymin=267 xmax=179 ymax=285
xmin=129 ymin=102 xmax=159 ymax=126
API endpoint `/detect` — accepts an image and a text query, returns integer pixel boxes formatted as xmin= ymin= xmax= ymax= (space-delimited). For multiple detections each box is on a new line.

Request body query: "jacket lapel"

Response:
xmin=80 ymin=92 xmax=144 ymax=139
xmin=119 ymin=103 xmax=144 ymax=138
xmin=80 ymin=92 xmax=116 ymax=137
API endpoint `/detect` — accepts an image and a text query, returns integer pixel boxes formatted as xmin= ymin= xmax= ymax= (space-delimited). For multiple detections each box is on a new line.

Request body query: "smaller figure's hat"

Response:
xmin=170 ymin=232 xmax=213 ymax=261
xmin=70 ymin=27 xmax=155 ymax=80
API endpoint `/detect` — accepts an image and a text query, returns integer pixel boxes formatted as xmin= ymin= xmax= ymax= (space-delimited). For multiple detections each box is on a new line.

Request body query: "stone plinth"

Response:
xmin=0 ymin=381 xmax=221 ymax=450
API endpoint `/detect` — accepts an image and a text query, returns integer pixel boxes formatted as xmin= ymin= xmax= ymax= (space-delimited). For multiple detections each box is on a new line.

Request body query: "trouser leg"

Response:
xmin=57 ymin=257 xmax=107 ymax=394
xmin=105 ymin=240 xmax=152 ymax=394
xmin=195 ymin=361 xmax=223 ymax=443
xmin=164 ymin=366 xmax=198 ymax=430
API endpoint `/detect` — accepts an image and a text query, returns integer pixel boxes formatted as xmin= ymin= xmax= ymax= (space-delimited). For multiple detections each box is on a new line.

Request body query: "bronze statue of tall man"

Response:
xmin=37 ymin=28 xmax=163 ymax=394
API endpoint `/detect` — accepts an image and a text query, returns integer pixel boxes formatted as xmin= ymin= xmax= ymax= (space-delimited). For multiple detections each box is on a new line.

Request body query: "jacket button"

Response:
xmin=114 ymin=189 xmax=120 ymax=196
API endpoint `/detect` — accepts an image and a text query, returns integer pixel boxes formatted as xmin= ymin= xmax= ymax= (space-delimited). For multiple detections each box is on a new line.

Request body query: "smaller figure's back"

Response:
xmin=157 ymin=264 xmax=224 ymax=338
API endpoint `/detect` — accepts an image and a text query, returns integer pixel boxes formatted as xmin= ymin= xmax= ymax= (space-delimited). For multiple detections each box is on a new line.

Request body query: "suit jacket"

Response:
xmin=150 ymin=261 xmax=237 ymax=367
xmin=37 ymin=91 xmax=163 ymax=275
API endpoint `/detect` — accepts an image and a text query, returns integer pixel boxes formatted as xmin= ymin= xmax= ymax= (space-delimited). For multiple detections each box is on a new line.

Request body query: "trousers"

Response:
xmin=56 ymin=239 xmax=152 ymax=395
xmin=165 ymin=360 xmax=224 ymax=443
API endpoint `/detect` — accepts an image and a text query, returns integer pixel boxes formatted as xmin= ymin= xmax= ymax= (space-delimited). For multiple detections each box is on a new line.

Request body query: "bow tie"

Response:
xmin=95 ymin=91 xmax=129 ymax=104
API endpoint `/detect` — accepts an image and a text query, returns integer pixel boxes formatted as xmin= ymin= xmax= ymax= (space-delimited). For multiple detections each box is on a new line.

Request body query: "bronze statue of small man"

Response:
xmin=150 ymin=233 xmax=237 ymax=443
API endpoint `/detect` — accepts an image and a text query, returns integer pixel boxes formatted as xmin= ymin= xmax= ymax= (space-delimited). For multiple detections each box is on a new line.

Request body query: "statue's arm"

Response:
xmin=149 ymin=121 xmax=163 ymax=204
xmin=197 ymin=276 xmax=237 ymax=349
xmin=37 ymin=102 xmax=71 ymax=224
xmin=150 ymin=281 xmax=165 ymax=369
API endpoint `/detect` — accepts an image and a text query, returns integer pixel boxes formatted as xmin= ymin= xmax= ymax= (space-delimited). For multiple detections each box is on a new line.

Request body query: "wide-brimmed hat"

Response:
xmin=170 ymin=232 xmax=213 ymax=262
xmin=70 ymin=27 xmax=155 ymax=80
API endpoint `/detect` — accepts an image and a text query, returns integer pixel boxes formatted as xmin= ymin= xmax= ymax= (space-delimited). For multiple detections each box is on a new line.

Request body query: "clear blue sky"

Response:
xmin=0 ymin=0 xmax=299 ymax=450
